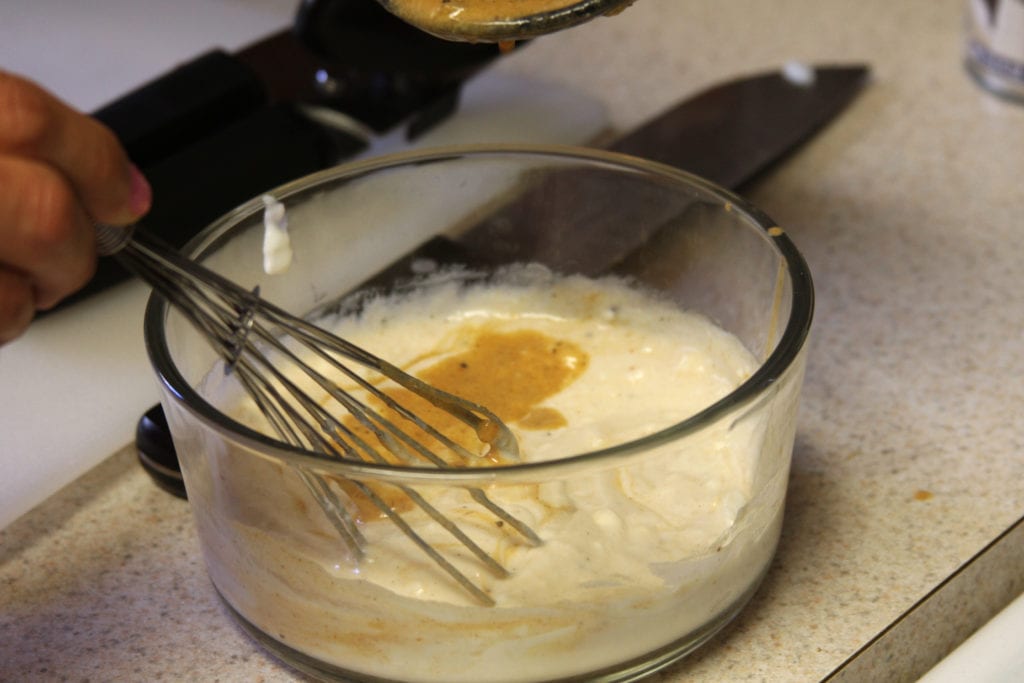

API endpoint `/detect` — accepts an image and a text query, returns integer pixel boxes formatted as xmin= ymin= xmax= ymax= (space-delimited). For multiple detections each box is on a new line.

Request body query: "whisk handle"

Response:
xmin=95 ymin=223 xmax=136 ymax=257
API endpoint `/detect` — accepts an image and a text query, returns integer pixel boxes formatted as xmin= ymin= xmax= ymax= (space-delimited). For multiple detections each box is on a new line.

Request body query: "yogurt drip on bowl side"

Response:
xmin=261 ymin=194 xmax=292 ymax=275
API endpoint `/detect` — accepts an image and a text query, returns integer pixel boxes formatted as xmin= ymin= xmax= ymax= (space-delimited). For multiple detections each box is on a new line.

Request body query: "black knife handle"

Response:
xmin=93 ymin=50 xmax=268 ymax=168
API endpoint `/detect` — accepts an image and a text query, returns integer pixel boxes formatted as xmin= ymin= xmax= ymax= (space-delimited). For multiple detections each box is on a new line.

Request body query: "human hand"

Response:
xmin=0 ymin=71 xmax=151 ymax=344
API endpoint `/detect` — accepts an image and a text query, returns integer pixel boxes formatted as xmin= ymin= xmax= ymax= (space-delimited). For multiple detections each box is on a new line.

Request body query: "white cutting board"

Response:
xmin=918 ymin=590 xmax=1024 ymax=682
xmin=0 ymin=1 xmax=608 ymax=529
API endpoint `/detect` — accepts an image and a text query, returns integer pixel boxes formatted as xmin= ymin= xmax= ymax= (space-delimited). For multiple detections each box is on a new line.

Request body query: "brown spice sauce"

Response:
xmin=385 ymin=0 xmax=579 ymax=37
xmin=335 ymin=325 xmax=589 ymax=520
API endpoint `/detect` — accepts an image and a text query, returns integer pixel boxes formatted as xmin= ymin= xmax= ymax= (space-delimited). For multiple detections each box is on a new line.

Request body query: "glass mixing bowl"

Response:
xmin=144 ymin=145 xmax=812 ymax=683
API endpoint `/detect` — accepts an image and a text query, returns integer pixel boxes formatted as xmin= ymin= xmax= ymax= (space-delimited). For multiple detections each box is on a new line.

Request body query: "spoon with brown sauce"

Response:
xmin=376 ymin=0 xmax=637 ymax=43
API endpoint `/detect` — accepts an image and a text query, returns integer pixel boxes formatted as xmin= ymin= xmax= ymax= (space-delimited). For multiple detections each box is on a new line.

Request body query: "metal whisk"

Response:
xmin=96 ymin=223 xmax=541 ymax=605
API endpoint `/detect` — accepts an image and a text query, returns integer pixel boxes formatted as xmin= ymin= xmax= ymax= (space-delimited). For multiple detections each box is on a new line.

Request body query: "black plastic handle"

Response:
xmin=93 ymin=50 xmax=268 ymax=168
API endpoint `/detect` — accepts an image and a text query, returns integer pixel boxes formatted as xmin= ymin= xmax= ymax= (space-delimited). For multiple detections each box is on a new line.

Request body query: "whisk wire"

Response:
xmin=98 ymin=224 xmax=541 ymax=605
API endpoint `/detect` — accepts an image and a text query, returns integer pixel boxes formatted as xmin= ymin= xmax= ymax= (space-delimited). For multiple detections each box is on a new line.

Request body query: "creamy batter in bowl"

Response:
xmin=144 ymin=146 xmax=812 ymax=682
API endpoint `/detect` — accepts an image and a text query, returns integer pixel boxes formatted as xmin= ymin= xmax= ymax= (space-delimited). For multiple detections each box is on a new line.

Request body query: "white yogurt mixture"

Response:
xmin=186 ymin=267 xmax=788 ymax=682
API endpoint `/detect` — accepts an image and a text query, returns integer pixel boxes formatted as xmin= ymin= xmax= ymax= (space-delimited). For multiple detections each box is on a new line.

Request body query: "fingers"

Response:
xmin=0 ymin=270 xmax=35 ymax=344
xmin=0 ymin=71 xmax=151 ymax=225
xmin=0 ymin=71 xmax=152 ymax=344
xmin=0 ymin=156 xmax=97 ymax=310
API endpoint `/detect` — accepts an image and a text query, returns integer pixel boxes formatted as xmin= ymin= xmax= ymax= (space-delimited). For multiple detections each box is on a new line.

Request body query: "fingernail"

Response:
xmin=128 ymin=163 xmax=152 ymax=217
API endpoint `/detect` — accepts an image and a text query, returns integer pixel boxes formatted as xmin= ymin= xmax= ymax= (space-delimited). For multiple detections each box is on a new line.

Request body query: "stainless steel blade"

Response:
xmin=608 ymin=65 xmax=870 ymax=189
xmin=457 ymin=64 xmax=870 ymax=275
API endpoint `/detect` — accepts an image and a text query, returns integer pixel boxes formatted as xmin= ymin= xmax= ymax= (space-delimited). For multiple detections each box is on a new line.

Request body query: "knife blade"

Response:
xmin=610 ymin=65 xmax=869 ymax=190
xmin=133 ymin=63 xmax=869 ymax=497
xmin=457 ymin=64 xmax=870 ymax=275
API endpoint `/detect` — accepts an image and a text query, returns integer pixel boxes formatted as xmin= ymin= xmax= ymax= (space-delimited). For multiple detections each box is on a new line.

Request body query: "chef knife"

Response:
xmin=135 ymin=62 xmax=869 ymax=496
xmin=65 ymin=6 xmax=865 ymax=309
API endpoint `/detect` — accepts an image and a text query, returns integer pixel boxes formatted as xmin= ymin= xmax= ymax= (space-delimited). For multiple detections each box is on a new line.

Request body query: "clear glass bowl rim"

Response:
xmin=143 ymin=143 xmax=814 ymax=485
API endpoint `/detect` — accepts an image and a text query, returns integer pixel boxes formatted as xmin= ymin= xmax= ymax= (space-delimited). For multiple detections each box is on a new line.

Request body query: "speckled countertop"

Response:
xmin=3 ymin=0 xmax=1024 ymax=681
